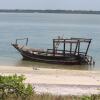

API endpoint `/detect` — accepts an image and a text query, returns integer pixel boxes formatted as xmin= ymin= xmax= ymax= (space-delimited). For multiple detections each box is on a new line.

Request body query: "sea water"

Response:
xmin=0 ymin=13 xmax=100 ymax=70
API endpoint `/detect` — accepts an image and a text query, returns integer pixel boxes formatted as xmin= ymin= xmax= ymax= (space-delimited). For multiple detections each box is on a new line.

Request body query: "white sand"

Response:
xmin=0 ymin=66 xmax=100 ymax=95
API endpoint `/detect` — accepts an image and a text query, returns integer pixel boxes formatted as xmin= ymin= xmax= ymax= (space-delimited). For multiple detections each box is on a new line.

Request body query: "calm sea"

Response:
xmin=0 ymin=13 xmax=100 ymax=70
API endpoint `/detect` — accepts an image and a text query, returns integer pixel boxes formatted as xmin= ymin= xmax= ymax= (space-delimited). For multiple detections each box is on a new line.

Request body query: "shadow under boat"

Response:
xmin=11 ymin=37 xmax=95 ymax=65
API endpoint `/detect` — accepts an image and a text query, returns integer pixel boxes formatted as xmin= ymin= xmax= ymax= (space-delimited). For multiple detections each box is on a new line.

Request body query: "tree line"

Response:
xmin=0 ymin=9 xmax=100 ymax=14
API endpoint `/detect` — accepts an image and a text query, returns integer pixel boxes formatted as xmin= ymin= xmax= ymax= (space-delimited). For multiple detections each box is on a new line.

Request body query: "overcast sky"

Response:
xmin=0 ymin=0 xmax=100 ymax=10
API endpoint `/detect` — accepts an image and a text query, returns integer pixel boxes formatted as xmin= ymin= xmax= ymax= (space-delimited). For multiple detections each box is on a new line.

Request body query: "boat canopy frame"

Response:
xmin=14 ymin=37 xmax=92 ymax=57
xmin=52 ymin=38 xmax=92 ymax=57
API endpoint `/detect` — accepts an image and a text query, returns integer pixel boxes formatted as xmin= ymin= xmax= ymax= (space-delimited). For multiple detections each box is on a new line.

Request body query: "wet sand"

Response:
xmin=0 ymin=66 xmax=100 ymax=95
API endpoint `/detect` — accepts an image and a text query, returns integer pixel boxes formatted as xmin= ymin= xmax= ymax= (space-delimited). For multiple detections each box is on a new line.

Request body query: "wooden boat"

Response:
xmin=12 ymin=37 xmax=94 ymax=65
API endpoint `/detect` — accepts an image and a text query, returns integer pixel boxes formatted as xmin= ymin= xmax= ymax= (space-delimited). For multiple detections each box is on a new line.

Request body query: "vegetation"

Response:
xmin=0 ymin=74 xmax=34 ymax=100
xmin=25 ymin=94 xmax=100 ymax=100
xmin=0 ymin=9 xmax=100 ymax=14
xmin=0 ymin=74 xmax=100 ymax=100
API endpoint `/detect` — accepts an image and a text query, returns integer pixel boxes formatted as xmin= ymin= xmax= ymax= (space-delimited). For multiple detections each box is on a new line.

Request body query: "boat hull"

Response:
xmin=19 ymin=50 xmax=86 ymax=65
xmin=12 ymin=44 xmax=89 ymax=65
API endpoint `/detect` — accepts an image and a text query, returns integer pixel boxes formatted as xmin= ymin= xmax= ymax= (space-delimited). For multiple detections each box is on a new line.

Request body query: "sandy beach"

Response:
xmin=0 ymin=66 xmax=100 ymax=95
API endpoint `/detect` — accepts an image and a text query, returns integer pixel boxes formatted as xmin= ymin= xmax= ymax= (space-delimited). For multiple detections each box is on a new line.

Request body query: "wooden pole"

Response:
xmin=53 ymin=39 xmax=55 ymax=56
xmin=63 ymin=39 xmax=65 ymax=56
xmin=26 ymin=38 xmax=28 ymax=46
xmin=85 ymin=40 xmax=91 ymax=56
xmin=78 ymin=40 xmax=80 ymax=55
xmin=16 ymin=39 xmax=17 ymax=44
xmin=74 ymin=42 xmax=78 ymax=55
xmin=70 ymin=43 xmax=72 ymax=54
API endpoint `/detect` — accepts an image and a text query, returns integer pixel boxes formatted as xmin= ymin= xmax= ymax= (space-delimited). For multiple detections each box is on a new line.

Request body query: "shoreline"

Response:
xmin=0 ymin=66 xmax=100 ymax=95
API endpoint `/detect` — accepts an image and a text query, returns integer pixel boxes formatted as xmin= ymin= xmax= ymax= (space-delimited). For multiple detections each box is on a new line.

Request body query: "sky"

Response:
xmin=0 ymin=0 xmax=100 ymax=11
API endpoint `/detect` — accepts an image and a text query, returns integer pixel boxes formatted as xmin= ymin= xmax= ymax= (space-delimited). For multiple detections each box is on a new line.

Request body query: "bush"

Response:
xmin=0 ymin=74 xmax=34 ymax=100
